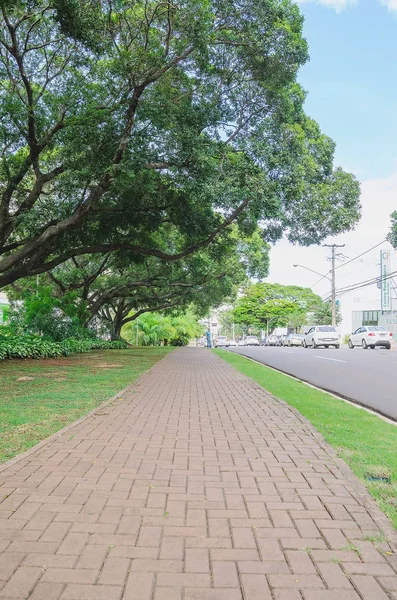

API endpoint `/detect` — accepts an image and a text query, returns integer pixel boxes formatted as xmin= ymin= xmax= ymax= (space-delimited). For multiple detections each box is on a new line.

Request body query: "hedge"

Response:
xmin=0 ymin=335 xmax=128 ymax=360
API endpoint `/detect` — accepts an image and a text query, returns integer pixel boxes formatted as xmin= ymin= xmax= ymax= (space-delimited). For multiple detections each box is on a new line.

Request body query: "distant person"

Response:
xmin=205 ymin=330 xmax=212 ymax=348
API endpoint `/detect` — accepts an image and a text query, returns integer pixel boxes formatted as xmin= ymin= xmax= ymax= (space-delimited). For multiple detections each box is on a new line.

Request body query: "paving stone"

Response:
xmin=0 ymin=349 xmax=395 ymax=600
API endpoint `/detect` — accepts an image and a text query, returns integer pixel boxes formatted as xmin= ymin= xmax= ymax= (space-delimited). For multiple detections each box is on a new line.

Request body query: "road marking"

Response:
xmin=314 ymin=355 xmax=347 ymax=363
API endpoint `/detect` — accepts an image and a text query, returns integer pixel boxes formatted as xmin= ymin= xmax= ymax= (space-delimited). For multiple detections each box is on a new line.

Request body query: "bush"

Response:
xmin=0 ymin=332 xmax=128 ymax=361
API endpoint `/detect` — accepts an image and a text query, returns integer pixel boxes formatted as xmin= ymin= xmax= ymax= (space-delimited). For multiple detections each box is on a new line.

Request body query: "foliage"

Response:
xmin=123 ymin=310 xmax=203 ymax=346
xmin=0 ymin=330 xmax=127 ymax=360
xmin=287 ymin=311 xmax=308 ymax=332
xmin=388 ymin=212 xmax=397 ymax=248
xmin=5 ymin=224 xmax=269 ymax=340
xmin=6 ymin=285 xmax=92 ymax=341
xmin=169 ymin=312 xmax=204 ymax=346
xmin=310 ymin=301 xmax=342 ymax=325
xmin=0 ymin=0 xmax=360 ymax=291
xmin=233 ymin=282 xmax=323 ymax=330
xmin=217 ymin=309 xmax=243 ymax=339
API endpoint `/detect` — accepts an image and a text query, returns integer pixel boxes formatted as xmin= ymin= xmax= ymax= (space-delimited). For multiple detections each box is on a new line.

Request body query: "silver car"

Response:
xmin=303 ymin=326 xmax=340 ymax=349
xmin=283 ymin=333 xmax=304 ymax=347
xmin=266 ymin=334 xmax=278 ymax=346
xmin=245 ymin=335 xmax=260 ymax=346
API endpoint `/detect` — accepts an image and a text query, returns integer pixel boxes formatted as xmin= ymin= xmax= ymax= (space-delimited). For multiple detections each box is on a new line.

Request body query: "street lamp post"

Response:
xmin=293 ymin=264 xmax=331 ymax=281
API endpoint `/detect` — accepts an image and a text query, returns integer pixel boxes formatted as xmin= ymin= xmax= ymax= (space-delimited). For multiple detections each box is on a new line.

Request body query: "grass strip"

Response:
xmin=214 ymin=348 xmax=397 ymax=530
xmin=0 ymin=347 xmax=173 ymax=464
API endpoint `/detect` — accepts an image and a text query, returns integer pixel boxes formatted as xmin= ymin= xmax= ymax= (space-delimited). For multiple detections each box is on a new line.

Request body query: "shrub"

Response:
xmin=0 ymin=332 xmax=128 ymax=361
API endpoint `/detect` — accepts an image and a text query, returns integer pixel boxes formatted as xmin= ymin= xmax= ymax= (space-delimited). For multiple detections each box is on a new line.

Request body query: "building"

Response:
xmin=351 ymin=310 xmax=397 ymax=334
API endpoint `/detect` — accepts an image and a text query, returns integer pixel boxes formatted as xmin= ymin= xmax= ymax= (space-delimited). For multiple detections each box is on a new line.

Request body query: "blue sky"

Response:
xmin=268 ymin=0 xmax=397 ymax=332
xmin=298 ymin=0 xmax=397 ymax=179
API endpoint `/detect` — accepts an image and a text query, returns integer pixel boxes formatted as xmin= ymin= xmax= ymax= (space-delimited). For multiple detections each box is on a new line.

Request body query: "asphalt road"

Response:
xmin=229 ymin=345 xmax=397 ymax=421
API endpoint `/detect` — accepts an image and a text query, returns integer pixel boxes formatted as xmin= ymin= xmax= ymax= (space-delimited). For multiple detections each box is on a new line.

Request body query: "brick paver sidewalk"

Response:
xmin=0 ymin=349 xmax=396 ymax=600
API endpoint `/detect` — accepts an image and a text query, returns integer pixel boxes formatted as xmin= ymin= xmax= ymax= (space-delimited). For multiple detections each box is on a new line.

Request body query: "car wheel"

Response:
xmin=362 ymin=339 xmax=368 ymax=349
xmin=386 ymin=344 xmax=391 ymax=350
xmin=370 ymin=345 xmax=375 ymax=350
xmin=335 ymin=345 xmax=340 ymax=349
xmin=348 ymin=339 xmax=354 ymax=349
xmin=312 ymin=339 xmax=318 ymax=349
xmin=303 ymin=340 xmax=307 ymax=348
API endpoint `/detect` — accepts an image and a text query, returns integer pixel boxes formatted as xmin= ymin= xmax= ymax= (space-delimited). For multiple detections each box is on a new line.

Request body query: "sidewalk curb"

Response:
xmin=0 ymin=349 xmax=176 ymax=475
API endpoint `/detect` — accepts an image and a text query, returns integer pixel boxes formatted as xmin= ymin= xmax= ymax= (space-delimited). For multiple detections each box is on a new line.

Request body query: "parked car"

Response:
xmin=283 ymin=333 xmax=304 ymax=347
xmin=348 ymin=326 xmax=392 ymax=350
xmin=266 ymin=334 xmax=278 ymax=346
xmin=303 ymin=326 xmax=340 ymax=349
xmin=260 ymin=337 xmax=267 ymax=346
xmin=245 ymin=335 xmax=260 ymax=346
xmin=214 ymin=336 xmax=229 ymax=348
xmin=228 ymin=339 xmax=237 ymax=347
xmin=238 ymin=339 xmax=246 ymax=346
xmin=276 ymin=334 xmax=287 ymax=346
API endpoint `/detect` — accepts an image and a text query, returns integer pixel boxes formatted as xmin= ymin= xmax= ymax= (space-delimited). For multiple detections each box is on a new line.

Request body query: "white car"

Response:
xmin=238 ymin=339 xmax=246 ymax=346
xmin=348 ymin=326 xmax=392 ymax=350
xmin=228 ymin=339 xmax=237 ymax=347
xmin=303 ymin=326 xmax=340 ymax=349
xmin=214 ymin=336 xmax=229 ymax=348
xmin=245 ymin=335 xmax=260 ymax=346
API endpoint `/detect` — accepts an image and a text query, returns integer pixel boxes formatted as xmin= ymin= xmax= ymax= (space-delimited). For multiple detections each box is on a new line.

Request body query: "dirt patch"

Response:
xmin=94 ymin=363 xmax=123 ymax=369
xmin=17 ymin=376 xmax=35 ymax=382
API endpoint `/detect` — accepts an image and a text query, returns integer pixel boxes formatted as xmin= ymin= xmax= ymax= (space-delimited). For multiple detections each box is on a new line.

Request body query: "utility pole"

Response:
xmin=322 ymin=244 xmax=345 ymax=326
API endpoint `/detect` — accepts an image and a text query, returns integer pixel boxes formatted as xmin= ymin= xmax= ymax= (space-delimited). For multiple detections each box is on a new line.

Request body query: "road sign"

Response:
xmin=380 ymin=250 xmax=392 ymax=311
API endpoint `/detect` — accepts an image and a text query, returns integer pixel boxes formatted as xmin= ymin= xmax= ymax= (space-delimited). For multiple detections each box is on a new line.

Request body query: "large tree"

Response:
xmin=233 ymin=282 xmax=324 ymax=330
xmin=8 ymin=225 xmax=268 ymax=338
xmin=0 ymin=0 xmax=360 ymax=289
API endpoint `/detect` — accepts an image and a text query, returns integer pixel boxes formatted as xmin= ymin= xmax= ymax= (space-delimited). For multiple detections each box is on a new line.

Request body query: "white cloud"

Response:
xmin=382 ymin=0 xmax=397 ymax=11
xmin=296 ymin=0 xmax=357 ymax=12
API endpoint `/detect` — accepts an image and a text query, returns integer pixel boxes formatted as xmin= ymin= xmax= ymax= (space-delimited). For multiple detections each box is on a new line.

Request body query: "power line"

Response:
xmin=322 ymin=268 xmax=397 ymax=301
xmin=311 ymin=272 xmax=332 ymax=289
xmin=334 ymin=239 xmax=386 ymax=271
xmin=310 ymin=239 xmax=387 ymax=289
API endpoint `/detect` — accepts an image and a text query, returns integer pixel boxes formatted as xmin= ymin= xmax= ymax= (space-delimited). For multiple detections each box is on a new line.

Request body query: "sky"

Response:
xmin=267 ymin=0 xmax=397 ymax=333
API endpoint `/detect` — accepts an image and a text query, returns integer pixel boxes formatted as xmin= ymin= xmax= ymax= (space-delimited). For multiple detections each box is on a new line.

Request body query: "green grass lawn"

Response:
xmin=214 ymin=349 xmax=397 ymax=530
xmin=0 ymin=347 xmax=173 ymax=464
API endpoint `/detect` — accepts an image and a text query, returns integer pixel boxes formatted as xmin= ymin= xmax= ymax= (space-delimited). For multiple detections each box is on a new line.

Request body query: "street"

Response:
xmin=229 ymin=345 xmax=397 ymax=421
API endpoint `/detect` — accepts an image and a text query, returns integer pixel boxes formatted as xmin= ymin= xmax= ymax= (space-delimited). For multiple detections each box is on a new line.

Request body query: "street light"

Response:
xmin=293 ymin=264 xmax=331 ymax=281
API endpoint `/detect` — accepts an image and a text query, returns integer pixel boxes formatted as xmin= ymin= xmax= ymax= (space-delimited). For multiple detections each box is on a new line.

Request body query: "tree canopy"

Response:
xmin=8 ymin=224 xmax=268 ymax=338
xmin=123 ymin=310 xmax=203 ymax=346
xmin=233 ymin=282 xmax=325 ymax=330
xmin=0 ymin=0 xmax=360 ymax=293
